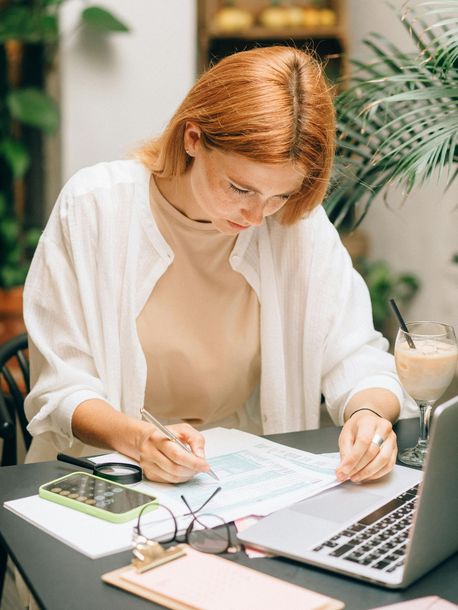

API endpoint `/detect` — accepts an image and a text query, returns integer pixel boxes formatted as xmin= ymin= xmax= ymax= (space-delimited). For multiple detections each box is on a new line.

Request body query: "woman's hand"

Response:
xmin=72 ymin=401 xmax=210 ymax=483
xmin=137 ymin=423 xmax=210 ymax=483
xmin=336 ymin=411 xmax=397 ymax=483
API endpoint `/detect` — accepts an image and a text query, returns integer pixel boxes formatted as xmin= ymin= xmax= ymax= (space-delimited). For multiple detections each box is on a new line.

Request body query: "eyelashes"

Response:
xmin=229 ymin=183 xmax=290 ymax=201
xmin=229 ymin=183 xmax=251 ymax=196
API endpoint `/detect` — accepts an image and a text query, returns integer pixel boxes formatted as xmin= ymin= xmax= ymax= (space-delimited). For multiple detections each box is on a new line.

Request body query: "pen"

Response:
xmin=140 ymin=408 xmax=219 ymax=481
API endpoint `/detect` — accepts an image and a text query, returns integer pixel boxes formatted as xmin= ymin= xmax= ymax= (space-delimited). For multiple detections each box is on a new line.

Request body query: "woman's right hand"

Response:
xmin=72 ymin=400 xmax=209 ymax=484
xmin=137 ymin=422 xmax=210 ymax=483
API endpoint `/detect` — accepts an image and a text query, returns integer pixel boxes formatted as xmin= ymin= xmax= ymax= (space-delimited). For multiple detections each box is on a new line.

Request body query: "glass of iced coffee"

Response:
xmin=395 ymin=321 xmax=458 ymax=467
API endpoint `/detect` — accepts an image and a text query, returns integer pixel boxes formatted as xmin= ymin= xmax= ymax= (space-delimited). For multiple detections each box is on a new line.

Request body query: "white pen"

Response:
xmin=140 ymin=408 xmax=219 ymax=481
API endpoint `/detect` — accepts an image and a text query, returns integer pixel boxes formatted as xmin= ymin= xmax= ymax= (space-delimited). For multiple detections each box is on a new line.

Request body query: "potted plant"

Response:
xmin=323 ymin=0 xmax=456 ymax=332
xmin=355 ymin=256 xmax=420 ymax=345
xmin=325 ymin=0 xmax=458 ymax=227
xmin=0 ymin=1 xmax=129 ymax=342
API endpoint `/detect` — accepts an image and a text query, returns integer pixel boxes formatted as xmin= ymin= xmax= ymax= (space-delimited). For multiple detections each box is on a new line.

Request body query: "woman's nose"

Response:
xmin=241 ymin=202 xmax=264 ymax=226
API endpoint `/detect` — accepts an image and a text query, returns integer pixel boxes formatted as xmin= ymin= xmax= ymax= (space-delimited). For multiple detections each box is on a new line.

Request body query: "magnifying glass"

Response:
xmin=56 ymin=453 xmax=143 ymax=484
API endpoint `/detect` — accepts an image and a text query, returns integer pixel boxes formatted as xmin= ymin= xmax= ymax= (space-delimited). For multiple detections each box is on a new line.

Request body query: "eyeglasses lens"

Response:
xmin=136 ymin=505 xmax=177 ymax=544
xmin=187 ymin=513 xmax=229 ymax=553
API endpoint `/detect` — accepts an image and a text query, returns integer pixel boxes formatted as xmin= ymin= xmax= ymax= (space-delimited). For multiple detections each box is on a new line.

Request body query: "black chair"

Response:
xmin=0 ymin=332 xmax=31 ymax=601
xmin=0 ymin=333 xmax=31 ymax=466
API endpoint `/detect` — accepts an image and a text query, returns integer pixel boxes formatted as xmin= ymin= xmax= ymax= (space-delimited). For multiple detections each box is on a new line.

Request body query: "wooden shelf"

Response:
xmin=197 ymin=0 xmax=348 ymax=79
xmin=208 ymin=25 xmax=344 ymax=40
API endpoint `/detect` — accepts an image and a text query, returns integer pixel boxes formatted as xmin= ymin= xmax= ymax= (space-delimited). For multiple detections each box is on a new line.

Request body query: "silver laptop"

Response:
xmin=238 ymin=396 xmax=458 ymax=588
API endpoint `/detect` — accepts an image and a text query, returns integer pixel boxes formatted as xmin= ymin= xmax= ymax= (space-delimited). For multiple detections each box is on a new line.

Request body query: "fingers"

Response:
xmin=139 ymin=424 xmax=209 ymax=484
xmin=337 ymin=413 xmax=396 ymax=483
xmin=143 ymin=459 xmax=195 ymax=484
xmin=337 ymin=425 xmax=355 ymax=468
xmin=349 ymin=432 xmax=397 ymax=483
xmin=145 ymin=443 xmax=198 ymax=483
xmin=171 ymin=423 xmax=207 ymax=459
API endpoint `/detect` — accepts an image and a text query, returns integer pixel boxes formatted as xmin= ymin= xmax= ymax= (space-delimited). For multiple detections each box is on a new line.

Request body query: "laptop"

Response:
xmin=237 ymin=395 xmax=458 ymax=588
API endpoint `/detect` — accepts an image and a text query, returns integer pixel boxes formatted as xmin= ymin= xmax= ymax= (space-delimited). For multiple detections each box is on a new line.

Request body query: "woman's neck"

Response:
xmin=154 ymin=173 xmax=208 ymax=223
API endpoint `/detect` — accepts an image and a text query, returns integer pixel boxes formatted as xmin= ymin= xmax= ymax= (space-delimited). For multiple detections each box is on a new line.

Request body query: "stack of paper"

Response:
xmin=4 ymin=427 xmax=341 ymax=558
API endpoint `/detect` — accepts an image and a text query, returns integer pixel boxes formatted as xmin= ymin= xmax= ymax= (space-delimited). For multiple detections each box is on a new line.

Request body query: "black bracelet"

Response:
xmin=349 ymin=407 xmax=382 ymax=420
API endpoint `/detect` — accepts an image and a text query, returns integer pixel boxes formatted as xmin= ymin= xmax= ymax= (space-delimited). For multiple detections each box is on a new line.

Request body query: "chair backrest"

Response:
xmin=0 ymin=333 xmax=31 ymax=467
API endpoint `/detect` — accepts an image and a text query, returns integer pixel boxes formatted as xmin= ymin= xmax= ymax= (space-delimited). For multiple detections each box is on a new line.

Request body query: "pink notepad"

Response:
xmin=372 ymin=597 xmax=457 ymax=609
xmin=102 ymin=545 xmax=343 ymax=610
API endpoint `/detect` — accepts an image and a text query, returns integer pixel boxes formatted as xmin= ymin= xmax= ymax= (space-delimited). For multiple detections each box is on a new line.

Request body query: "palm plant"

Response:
xmin=325 ymin=0 xmax=458 ymax=228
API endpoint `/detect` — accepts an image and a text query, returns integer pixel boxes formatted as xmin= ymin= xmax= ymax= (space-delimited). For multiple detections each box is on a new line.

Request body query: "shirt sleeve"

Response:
xmin=23 ymin=188 xmax=107 ymax=451
xmin=319 ymin=225 xmax=417 ymax=425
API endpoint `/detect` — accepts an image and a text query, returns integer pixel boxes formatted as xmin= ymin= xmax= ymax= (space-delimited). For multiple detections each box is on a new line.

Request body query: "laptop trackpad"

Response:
xmin=238 ymin=485 xmax=384 ymax=553
xmin=289 ymin=484 xmax=382 ymax=524
xmin=238 ymin=467 xmax=423 ymax=555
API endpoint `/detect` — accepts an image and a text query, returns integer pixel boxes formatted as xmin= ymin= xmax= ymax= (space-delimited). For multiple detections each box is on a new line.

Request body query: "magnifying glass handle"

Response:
xmin=57 ymin=453 xmax=94 ymax=471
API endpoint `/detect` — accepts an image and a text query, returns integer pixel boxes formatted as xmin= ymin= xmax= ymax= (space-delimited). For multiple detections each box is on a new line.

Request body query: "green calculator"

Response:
xmin=39 ymin=471 xmax=157 ymax=523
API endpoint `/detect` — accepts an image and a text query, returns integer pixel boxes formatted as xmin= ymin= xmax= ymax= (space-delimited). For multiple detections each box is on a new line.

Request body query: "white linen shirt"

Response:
xmin=23 ymin=160 xmax=416 ymax=460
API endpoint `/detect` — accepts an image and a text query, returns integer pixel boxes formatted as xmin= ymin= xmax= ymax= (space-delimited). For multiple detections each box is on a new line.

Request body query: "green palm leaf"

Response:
xmin=326 ymin=0 xmax=458 ymax=228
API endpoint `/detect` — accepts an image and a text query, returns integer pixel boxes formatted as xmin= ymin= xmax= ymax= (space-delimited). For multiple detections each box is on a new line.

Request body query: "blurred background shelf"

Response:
xmin=197 ymin=0 xmax=348 ymax=83
xmin=207 ymin=25 xmax=344 ymax=38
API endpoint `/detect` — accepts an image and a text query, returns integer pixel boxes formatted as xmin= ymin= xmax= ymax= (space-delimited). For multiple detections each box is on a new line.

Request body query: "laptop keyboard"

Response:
xmin=312 ymin=484 xmax=420 ymax=573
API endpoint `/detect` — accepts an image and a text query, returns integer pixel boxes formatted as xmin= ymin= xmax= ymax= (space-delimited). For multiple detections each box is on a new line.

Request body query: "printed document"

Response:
xmin=92 ymin=427 xmax=341 ymax=541
xmin=4 ymin=427 xmax=341 ymax=558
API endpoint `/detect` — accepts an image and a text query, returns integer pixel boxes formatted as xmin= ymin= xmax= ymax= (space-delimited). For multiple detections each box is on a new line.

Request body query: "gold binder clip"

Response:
xmin=132 ymin=539 xmax=186 ymax=573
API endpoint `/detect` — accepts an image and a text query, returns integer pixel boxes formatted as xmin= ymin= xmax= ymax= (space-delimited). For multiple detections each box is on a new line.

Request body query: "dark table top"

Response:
xmin=1 ymin=418 xmax=456 ymax=610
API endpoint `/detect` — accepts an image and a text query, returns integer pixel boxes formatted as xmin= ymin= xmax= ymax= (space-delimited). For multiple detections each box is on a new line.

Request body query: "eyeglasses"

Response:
xmin=133 ymin=486 xmax=240 ymax=555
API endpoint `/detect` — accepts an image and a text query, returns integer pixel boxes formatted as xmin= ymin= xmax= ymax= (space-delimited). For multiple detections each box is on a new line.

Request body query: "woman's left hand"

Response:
xmin=336 ymin=411 xmax=397 ymax=483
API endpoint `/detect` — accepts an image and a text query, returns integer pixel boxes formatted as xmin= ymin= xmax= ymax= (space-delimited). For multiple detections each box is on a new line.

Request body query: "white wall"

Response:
xmin=59 ymin=0 xmax=196 ymax=182
xmin=347 ymin=0 xmax=458 ymax=331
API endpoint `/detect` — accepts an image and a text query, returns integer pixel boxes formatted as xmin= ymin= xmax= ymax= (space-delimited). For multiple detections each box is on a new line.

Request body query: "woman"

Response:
xmin=23 ymin=46 xmax=415 ymax=485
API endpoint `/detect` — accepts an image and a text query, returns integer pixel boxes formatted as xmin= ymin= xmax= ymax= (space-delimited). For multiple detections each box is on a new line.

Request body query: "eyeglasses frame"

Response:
xmin=134 ymin=486 xmax=239 ymax=554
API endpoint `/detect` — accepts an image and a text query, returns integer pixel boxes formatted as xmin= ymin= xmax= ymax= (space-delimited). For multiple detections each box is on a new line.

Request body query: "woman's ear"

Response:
xmin=183 ymin=121 xmax=202 ymax=157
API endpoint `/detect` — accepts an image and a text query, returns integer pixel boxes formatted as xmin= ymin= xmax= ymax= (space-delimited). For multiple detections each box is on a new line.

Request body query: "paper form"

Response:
xmin=4 ymin=428 xmax=341 ymax=558
xmin=92 ymin=430 xmax=341 ymax=508
xmin=92 ymin=428 xmax=341 ymax=539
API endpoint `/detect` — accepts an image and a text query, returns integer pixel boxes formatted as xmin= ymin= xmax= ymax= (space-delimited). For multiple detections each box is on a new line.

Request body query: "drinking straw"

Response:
xmin=389 ymin=298 xmax=416 ymax=349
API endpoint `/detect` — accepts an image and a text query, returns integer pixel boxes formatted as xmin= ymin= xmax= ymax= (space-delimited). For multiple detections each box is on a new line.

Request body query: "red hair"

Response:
xmin=135 ymin=46 xmax=335 ymax=224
